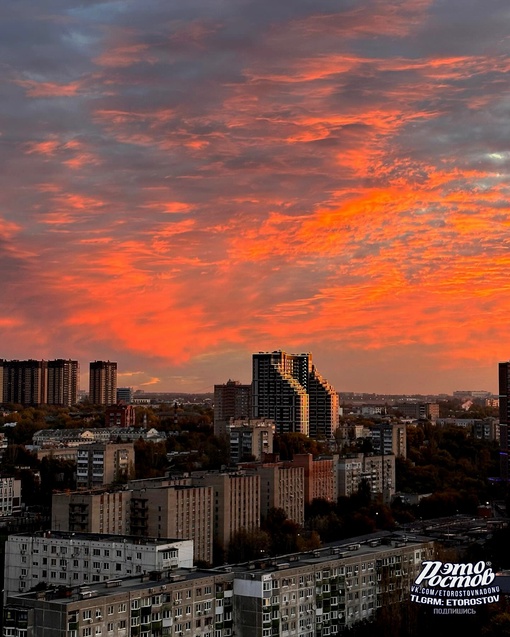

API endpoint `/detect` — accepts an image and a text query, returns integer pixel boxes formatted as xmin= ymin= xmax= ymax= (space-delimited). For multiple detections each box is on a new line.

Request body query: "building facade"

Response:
xmin=105 ymin=404 xmax=136 ymax=428
xmin=0 ymin=476 xmax=22 ymax=516
xmin=2 ymin=359 xmax=47 ymax=406
xmin=76 ymin=442 xmax=135 ymax=489
xmin=500 ymin=361 xmax=510 ymax=480
xmin=214 ymin=380 xmax=252 ymax=436
xmin=229 ymin=419 xmax=275 ymax=463
xmin=370 ymin=423 xmax=407 ymax=459
xmin=3 ymin=533 xmax=436 ymax=637
xmin=4 ymin=532 xmax=193 ymax=597
xmin=291 ymin=454 xmax=336 ymax=504
xmin=47 ymin=359 xmax=79 ymax=406
xmin=89 ymin=361 xmax=117 ymax=406
xmin=191 ymin=472 xmax=260 ymax=551
xmin=245 ymin=462 xmax=305 ymax=525
xmin=252 ymin=352 xmax=309 ymax=435
xmin=336 ymin=454 xmax=396 ymax=501
xmin=130 ymin=485 xmax=214 ymax=564
xmin=52 ymin=490 xmax=132 ymax=535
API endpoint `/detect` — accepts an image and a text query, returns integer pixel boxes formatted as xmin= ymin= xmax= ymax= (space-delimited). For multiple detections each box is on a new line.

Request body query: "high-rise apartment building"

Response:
xmin=499 ymin=361 xmax=510 ymax=480
xmin=2 ymin=359 xmax=47 ymax=405
xmin=130 ymin=485 xmax=214 ymax=564
xmin=308 ymin=364 xmax=339 ymax=438
xmin=89 ymin=360 xmax=117 ymax=405
xmin=244 ymin=461 xmax=305 ymax=525
xmin=47 ymin=359 xmax=79 ymax=406
xmin=4 ymin=532 xmax=193 ymax=597
xmin=252 ymin=351 xmax=309 ymax=435
xmin=191 ymin=472 xmax=260 ymax=551
xmin=229 ymin=419 xmax=275 ymax=462
xmin=252 ymin=351 xmax=338 ymax=438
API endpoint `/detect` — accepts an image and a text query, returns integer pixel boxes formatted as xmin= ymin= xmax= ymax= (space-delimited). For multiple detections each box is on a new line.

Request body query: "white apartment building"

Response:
xmin=4 ymin=532 xmax=193 ymax=598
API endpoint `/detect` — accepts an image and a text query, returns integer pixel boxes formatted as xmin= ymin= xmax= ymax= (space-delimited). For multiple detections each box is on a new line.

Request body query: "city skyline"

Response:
xmin=1 ymin=1 xmax=507 ymax=395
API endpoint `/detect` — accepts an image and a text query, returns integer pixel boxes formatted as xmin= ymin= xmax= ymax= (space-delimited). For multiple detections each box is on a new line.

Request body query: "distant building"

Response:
xmin=4 ymin=531 xmax=193 ymax=597
xmin=251 ymin=351 xmax=310 ymax=435
xmin=397 ymin=402 xmax=439 ymax=422
xmin=191 ymin=472 xmax=260 ymax=550
xmin=89 ymin=360 xmax=117 ymax=406
xmin=292 ymin=453 xmax=336 ymax=504
xmin=370 ymin=422 xmax=407 ymax=458
xmin=105 ymin=404 xmax=136 ymax=428
xmin=244 ymin=461 xmax=305 ymax=525
xmin=116 ymin=386 xmax=133 ymax=404
xmin=252 ymin=351 xmax=338 ymax=438
xmin=47 ymin=359 xmax=79 ymax=406
xmin=76 ymin=442 xmax=135 ymax=488
xmin=2 ymin=359 xmax=47 ymax=406
xmin=228 ymin=418 xmax=275 ymax=462
xmin=214 ymin=380 xmax=252 ymax=436
xmin=337 ymin=453 xmax=395 ymax=502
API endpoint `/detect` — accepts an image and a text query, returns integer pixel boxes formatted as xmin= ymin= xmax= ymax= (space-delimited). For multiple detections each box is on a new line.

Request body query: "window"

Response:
xmin=118 ymin=603 xmax=127 ymax=613
xmin=107 ymin=606 xmax=114 ymax=615
xmin=83 ymin=629 xmax=92 ymax=637
xmin=131 ymin=599 xmax=140 ymax=610
xmin=83 ymin=610 xmax=91 ymax=620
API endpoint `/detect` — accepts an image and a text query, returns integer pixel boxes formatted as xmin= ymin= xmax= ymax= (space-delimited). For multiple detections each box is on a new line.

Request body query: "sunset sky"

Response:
xmin=1 ymin=0 xmax=509 ymax=395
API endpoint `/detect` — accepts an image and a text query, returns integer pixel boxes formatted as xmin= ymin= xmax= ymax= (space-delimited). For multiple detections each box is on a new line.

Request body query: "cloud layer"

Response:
xmin=1 ymin=0 xmax=509 ymax=393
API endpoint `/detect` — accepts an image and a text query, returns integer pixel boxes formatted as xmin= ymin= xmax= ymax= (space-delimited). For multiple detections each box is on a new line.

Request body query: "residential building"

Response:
xmin=4 ymin=531 xmax=193 ymax=597
xmin=105 ymin=404 xmax=136 ymax=428
xmin=336 ymin=454 xmax=396 ymax=501
xmin=89 ymin=360 xmax=117 ymax=406
xmin=307 ymin=364 xmax=339 ymax=439
xmin=228 ymin=419 xmax=275 ymax=462
xmin=397 ymin=402 xmax=439 ymax=422
xmin=130 ymin=485 xmax=214 ymax=564
xmin=214 ymin=380 xmax=252 ymax=436
xmin=370 ymin=422 xmax=407 ymax=458
xmin=0 ymin=476 xmax=22 ymax=516
xmin=47 ymin=359 xmax=79 ymax=406
xmin=191 ymin=472 xmax=260 ymax=551
xmin=52 ymin=482 xmax=213 ymax=563
xmin=4 ymin=567 xmax=233 ymax=637
xmin=76 ymin=442 xmax=135 ymax=488
xmin=52 ymin=490 xmax=132 ymax=535
xmin=473 ymin=418 xmax=499 ymax=442
xmin=244 ymin=462 xmax=305 ymax=525
xmin=252 ymin=351 xmax=309 ymax=435
xmin=291 ymin=453 xmax=336 ymax=504
xmin=500 ymin=360 xmax=510 ymax=480
xmin=33 ymin=427 xmax=164 ymax=448
xmin=2 ymin=532 xmax=436 ymax=637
